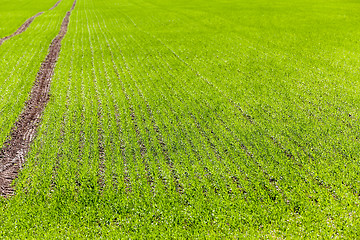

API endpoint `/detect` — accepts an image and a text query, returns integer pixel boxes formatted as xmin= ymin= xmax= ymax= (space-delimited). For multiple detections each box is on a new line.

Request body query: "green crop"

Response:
xmin=0 ymin=0 xmax=56 ymax=38
xmin=1 ymin=0 xmax=360 ymax=238
xmin=0 ymin=0 xmax=75 ymax=148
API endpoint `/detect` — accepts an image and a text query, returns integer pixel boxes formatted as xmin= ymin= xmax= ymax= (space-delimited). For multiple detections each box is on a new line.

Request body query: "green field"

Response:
xmin=1 ymin=0 xmax=360 ymax=238
xmin=0 ymin=0 xmax=57 ymax=37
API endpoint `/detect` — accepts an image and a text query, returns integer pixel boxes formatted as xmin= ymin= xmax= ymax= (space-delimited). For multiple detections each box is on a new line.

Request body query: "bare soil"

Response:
xmin=49 ymin=0 xmax=62 ymax=10
xmin=0 ymin=0 xmax=77 ymax=197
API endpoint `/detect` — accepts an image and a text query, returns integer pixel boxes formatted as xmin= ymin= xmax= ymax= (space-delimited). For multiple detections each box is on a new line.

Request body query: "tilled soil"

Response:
xmin=0 ymin=0 xmax=77 ymax=197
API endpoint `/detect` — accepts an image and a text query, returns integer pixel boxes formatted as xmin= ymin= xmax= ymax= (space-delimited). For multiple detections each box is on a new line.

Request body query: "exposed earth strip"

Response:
xmin=49 ymin=0 xmax=63 ymax=10
xmin=0 ymin=0 xmax=63 ymax=46
xmin=0 ymin=0 xmax=77 ymax=197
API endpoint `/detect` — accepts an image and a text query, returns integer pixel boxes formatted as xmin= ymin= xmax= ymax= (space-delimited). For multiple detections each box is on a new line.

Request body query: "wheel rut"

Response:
xmin=0 ymin=0 xmax=63 ymax=46
xmin=49 ymin=0 xmax=63 ymax=10
xmin=0 ymin=0 xmax=77 ymax=197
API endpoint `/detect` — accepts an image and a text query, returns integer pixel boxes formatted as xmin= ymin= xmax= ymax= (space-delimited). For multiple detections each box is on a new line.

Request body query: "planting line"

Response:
xmin=0 ymin=0 xmax=63 ymax=46
xmin=0 ymin=0 xmax=77 ymax=197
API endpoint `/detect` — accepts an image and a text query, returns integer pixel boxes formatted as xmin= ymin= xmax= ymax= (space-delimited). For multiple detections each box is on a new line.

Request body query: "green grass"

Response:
xmin=1 ymin=0 xmax=360 ymax=238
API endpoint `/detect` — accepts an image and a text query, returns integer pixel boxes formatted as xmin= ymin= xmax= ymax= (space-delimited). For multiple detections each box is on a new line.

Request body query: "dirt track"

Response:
xmin=0 ymin=12 xmax=43 ymax=46
xmin=0 ymin=0 xmax=63 ymax=47
xmin=0 ymin=0 xmax=77 ymax=197
xmin=49 ymin=0 xmax=62 ymax=10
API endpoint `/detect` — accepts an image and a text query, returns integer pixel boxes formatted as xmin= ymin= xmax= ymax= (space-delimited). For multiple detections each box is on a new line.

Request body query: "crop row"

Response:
xmin=1 ymin=0 xmax=360 ymax=238
xmin=0 ymin=0 xmax=58 ymax=38
xmin=0 ymin=0 xmax=75 ymax=149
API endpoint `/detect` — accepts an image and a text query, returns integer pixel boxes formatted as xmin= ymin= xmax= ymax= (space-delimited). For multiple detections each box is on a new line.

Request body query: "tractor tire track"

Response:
xmin=49 ymin=0 xmax=63 ymax=10
xmin=0 ymin=12 xmax=43 ymax=46
xmin=0 ymin=0 xmax=77 ymax=197
xmin=0 ymin=0 xmax=64 ymax=47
